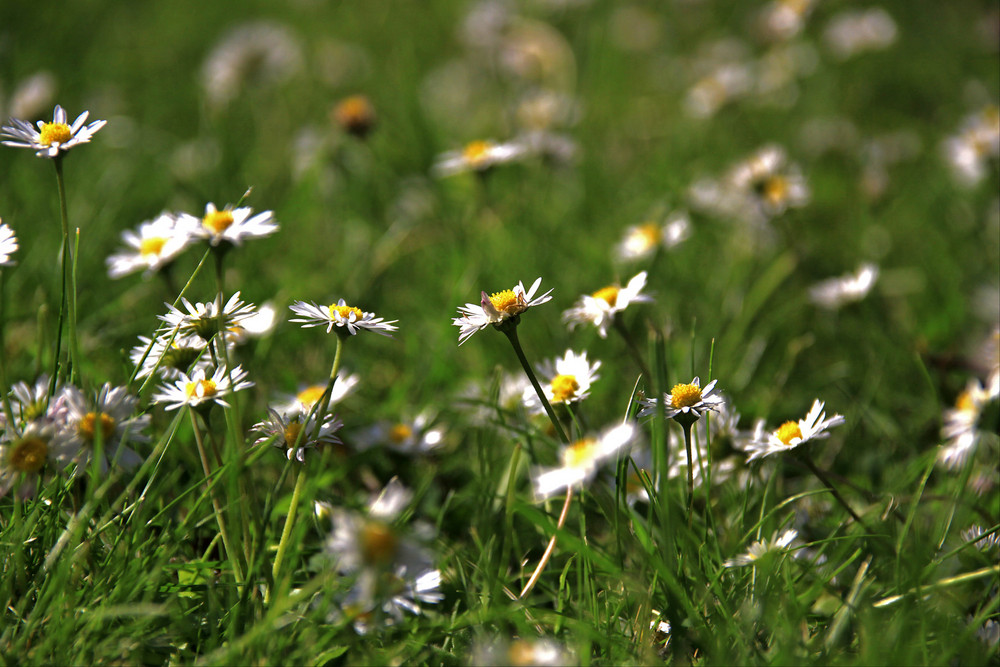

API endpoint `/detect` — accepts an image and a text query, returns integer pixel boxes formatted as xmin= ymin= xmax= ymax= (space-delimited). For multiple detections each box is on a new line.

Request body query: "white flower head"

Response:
xmin=942 ymin=105 xmax=1000 ymax=188
xmin=432 ymin=139 xmax=527 ymax=177
xmin=2 ymin=104 xmax=107 ymax=158
xmin=532 ymin=422 xmax=638 ymax=499
xmin=638 ymin=377 xmax=724 ymax=423
xmin=0 ymin=222 xmax=19 ymax=267
xmin=106 ymin=213 xmax=197 ymax=279
xmin=615 ymin=213 xmax=691 ymax=262
xmin=289 ymin=299 xmax=398 ymax=337
xmin=130 ymin=333 xmax=209 ymax=381
xmin=471 ymin=637 xmax=573 ymax=666
xmin=151 ymin=365 xmax=254 ymax=411
xmin=251 ymin=408 xmax=342 ymax=463
xmin=562 ymin=271 xmax=653 ymax=338
xmin=809 ymin=263 xmax=879 ymax=309
xmin=522 ymin=349 xmax=601 ymax=414
xmin=51 ymin=384 xmax=150 ymax=476
xmin=353 ymin=412 xmax=445 ymax=455
xmin=272 ymin=374 xmax=361 ymax=418
xmin=744 ymin=399 xmax=845 ymax=462
xmin=181 ymin=202 xmax=278 ymax=247
xmin=937 ymin=379 xmax=991 ymax=470
xmin=0 ymin=422 xmax=60 ymax=498
xmin=158 ymin=291 xmax=258 ymax=342
xmin=724 ymin=529 xmax=799 ymax=567
xmin=729 ymin=144 xmax=810 ymax=218
xmin=453 ymin=277 xmax=553 ymax=345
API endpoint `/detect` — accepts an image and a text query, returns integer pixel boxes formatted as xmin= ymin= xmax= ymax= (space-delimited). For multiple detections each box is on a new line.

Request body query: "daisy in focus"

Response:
xmin=615 ymin=212 xmax=691 ymax=263
xmin=453 ymin=277 xmax=553 ymax=344
xmin=532 ymin=422 xmax=637 ymax=499
xmin=562 ymin=271 xmax=653 ymax=339
xmin=106 ymin=213 xmax=198 ymax=279
xmin=0 ymin=221 xmax=19 ymax=266
xmin=723 ymin=529 xmax=799 ymax=568
xmin=178 ymin=202 xmax=278 ymax=247
xmin=159 ymin=292 xmax=258 ymax=342
xmin=743 ymin=399 xmax=845 ymax=462
xmin=152 ymin=365 xmax=253 ymax=411
xmin=638 ymin=377 xmax=724 ymax=424
xmin=432 ymin=139 xmax=527 ymax=177
xmin=289 ymin=299 xmax=398 ymax=337
xmin=809 ymin=263 xmax=879 ymax=309
xmin=251 ymin=408 xmax=343 ymax=462
xmin=522 ymin=349 xmax=600 ymax=415
xmin=1 ymin=104 xmax=107 ymax=158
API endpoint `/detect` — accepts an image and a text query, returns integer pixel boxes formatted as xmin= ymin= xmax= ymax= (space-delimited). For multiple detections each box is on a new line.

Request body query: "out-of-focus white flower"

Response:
xmin=562 ymin=272 xmax=653 ymax=339
xmin=201 ymin=21 xmax=303 ymax=109
xmin=272 ymin=374 xmax=361 ymax=418
xmin=943 ymin=105 xmax=1000 ymax=188
xmin=106 ymin=213 xmax=197 ymax=279
xmin=532 ymin=422 xmax=637 ymax=498
xmin=52 ymin=384 xmax=149 ymax=476
xmin=809 ymin=263 xmax=879 ymax=309
xmin=353 ymin=412 xmax=445 ymax=455
xmin=823 ymin=8 xmax=898 ymax=60
xmin=615 ymin=213 xmax=691 ymax=262
xmin=470 ymin=636 xmax=574 ymax=666
xmin=937 ymin=379 xmax=992 ymax=470
xmin=433 ymin=139 xmax=528 ymax=177
xmin=0 ymin=221 xmax=19 ymax=267
xmin=724 ymin=529 xmax=799 ymax=567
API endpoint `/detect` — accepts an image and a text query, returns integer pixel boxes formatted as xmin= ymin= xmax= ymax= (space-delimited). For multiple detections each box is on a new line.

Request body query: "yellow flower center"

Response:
xmin=329 ymin=304 xmax=364 ymax=321
xmin=140 ymin=237 xmax=168 ymax=257
xmin=775 ymin=420 xmax=802 ymax=446
xmin=77 ymin=411 xmax=117 ymax=443
xmin=284 ymin=421 xmax=304 ymax=448
xmin=297 ymin=385 xmax=326 ymax=408
xmin=9 ymin=437 xmax=48 ymax=473
xmin=39 ymin=122 xmax=72 ymax=146
xmin=185 ymin=379 xmax=218 ymax=400
xmin=507 ymin=641 xmax=538 ymax=666
xmin=333 ymin=95 xmax=375 ymax=134
xmin=955 ymin=390 xmax=975 ymax=413
xmin=360 ymin=520 xmax=399 ymax=565
xmin=637 ymin=223 xmax=660 ymax=246
xmin=592 ymin=286 xmax=619 ymax=308
xmin=763 ymin=175 xmax=789 ymax=205
xmin=389 ymin=423 xmax=413 ymax=444
xmin=488 ymin=289 xmax=525 ymax=316
xmin=463 ymin=140 xmax=492 ymax=167
xmin=563 ymin=438 xmax=598 ymax=468
xmin=550 ymin=374 xmax=580 ymax=403
xmin=202 ymin=209 xmax=235 ymax=235
xmin=669 ymin=383 xmax=703 ymax=408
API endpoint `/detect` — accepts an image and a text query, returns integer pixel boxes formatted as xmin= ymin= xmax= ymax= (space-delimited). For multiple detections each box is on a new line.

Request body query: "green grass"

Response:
xmin=0 ymin=0 xmax=998 ymax=664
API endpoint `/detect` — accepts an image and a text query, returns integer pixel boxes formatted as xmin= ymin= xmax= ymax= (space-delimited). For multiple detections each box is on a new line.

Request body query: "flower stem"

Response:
xmin=501 ymin=326 xmax=570 ymax=444
xmin=798 ymin=451 xmax=871 ymax=533
xmin=48 ymin=157 xmax=72 ymax=396
xmin=520 ymin=487 xmax=573 ymax=598
xmin=613 ymin=317 xmax=653 ymax=389
xmin=271 ymin=464 xmax=308 ymax=589
xmin=681 ymin=421 xmax=695 ymax=530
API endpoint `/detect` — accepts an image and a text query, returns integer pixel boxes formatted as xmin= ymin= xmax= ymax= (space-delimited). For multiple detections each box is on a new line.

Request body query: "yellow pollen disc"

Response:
xmin=185 ymin=379 xmax=218 ymax=399
xmin=507 ymin=641 xmax=537 ymax=666
xmin=202 ymin=210 xmax=235 ymax=235
xmin=284 ymin=421 xmax=304 ymax=447
xmin=763 ymin=175 xmax=789 ymax=205
xmin=775 ymin=420 xmax=802 ymax=445
xmin=329 ymin=304 xmax=364 ymax=321
xmin=360 ymin=521 xmax=399 ymax=565
xmin=389 ymin=423 xmax=412 ymax=444
xmin=39 ymin=122 xmax=72 ymax=146
xmin=140 ymin=237 xmax=167 ymax=257
xmin=669 ymin=383 xmax=703 ymax=408
xmin=563 ymin=438 xmax=598 ymax=468
xmin=488 ymin=289 xmax=524 ymax=315
xmin=297 ymin=385 xmax=326 ymax=407
xmin=78 ymin=412 xmax=117 ymax=442
xmin=637 ymin=223 xmax=660 ymax=246
xmin=549 ymin=374 xmax=580 ymax=403
xmin=10 ymin=437 xmax=48 ymax=473
xmin=955 ymin=391 xmax=975 ymax=412
xmin=592 ymin=286 xmax=619 ymax=308
xmin=334 ymin=95 xmax=374 ymax=127
xmin=463 ymin=140 xmax=492 ymax=166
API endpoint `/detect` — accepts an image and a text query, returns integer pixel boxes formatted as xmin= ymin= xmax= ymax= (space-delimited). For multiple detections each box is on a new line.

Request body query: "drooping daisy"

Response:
xmin=251 ymin=408 xmax=343 ymax=462
xmin=0 ymin=221 xmax=19 ymax=267
xmin=532 ymin=422 xmax=637 ymax=499
xmin=562 ymin=271 xmax=653 ymax=339
xmin=723 ymin=529 xmax=799 ymax=567
xmin=743 ymin=399 xmax=845 ymax=463
xmin=106 ymin=213 xmax=197 ymax=279
xmin=151 ymin=365 xmax=254 ymax=411
xmin=809 ymin=263 xmax=879 ymax=309
xmin=1 ymin=104 xmax=107 ymax=158
xmin=51 ymin=384 xmax=149 ymax=475
xmin=937 ymin=379 xmax=992 ymax=470
xmin=453 ymin=277 xmax=553 ymax=345
xmin=289 ymin=299 xmax=398 ymax=337
xmin=522 ymin=349 xmax=600 ymax=415
xmin=179 ymin=202 xmax=278 ymax=247
xmin=272 ymin=373 xmax=361 ymax=417
xmin=353 ymin=411 xmax=445 ymax=455
xmin=615 ymin=213 xmax=691 ymax=262
xmin=638 ymin=377 xmax=724 ymax=424
xmin=158 ymin=291 xmax=258 ymax=342
xmin=432 ymin=139 xmax=527 ymax=177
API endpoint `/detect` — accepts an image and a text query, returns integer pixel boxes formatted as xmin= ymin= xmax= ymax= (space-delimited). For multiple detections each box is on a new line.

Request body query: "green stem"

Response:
xmin=501 ymin=325 xmax=570 ymax=444
xmin=0 ymin=269 xmax=17 ymax=432
xmin=47 ymin=156 xmax=70 ymax=398
xmin=681 ymin=421 xmax=695 ymax=530
xmin=313 ymin=335 xmax=345 ymax=433
xmin=271 ymin=464 xmax=308 ymax=590
xmin=798 ymin=452 xmax=872 ymax=534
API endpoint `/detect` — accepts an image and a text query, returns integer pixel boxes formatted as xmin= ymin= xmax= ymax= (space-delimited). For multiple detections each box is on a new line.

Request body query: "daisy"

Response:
xmin=8 ymin=376 xmax=62 ymax=425
xmin=225 ymin=301 xmax=279 ymax=344
xmin=51 ymin=384 xmax=149 ymax=475
xmin=332 ymin=94 xmax=377 ymax=138
xmin=151 ymin=365 xmax=254 ymax=411
xmin=158 ymin=291 xmax=258 ymax=342
xmin=942 ymin=105 xmax=1000 ymax=188
xmin=615 ymin=213 xmax=691 ymax=262
xmin=250 ymin=408 xmax=343 ymax=462
xmin=0 ymin=422 xmax=60 ymax=498
xmin=522 ymin=349 xmax=600 ymax=415
xmin=289 ymin=299 xmax=398 ymax=337
xmin=723 ymin=529 xmax=799 ymax=567
xmin=638 ymin=377 xmax=724 ymax=423
xmin=353 ymin=411 xmax=445 ymax=455
xmin=937 ymin=379 xmax=992 ymax=470
xmin=823 ymin=7 xmax=898 ymax=60
xmin=272 ymin=374 xmax=361 ymax=417
xmin=809 ymin=263 xmax=879 ymax=309
xmin=1 ymin=104 xmax=107 ymax=158
xmin=0 ymin=221 xmax=19 ymax=267
xmin=562 ymin=271 xmax=653 ymax=338
xmin=106 ymin=213 xmax=197 ymax=279
xmin=179 ymin=202 xmax=278 ymax=247
xmin=743 ymin=399 xmax=845 ymax=462
xmin=131 ymin=332 xmax=209 ymax=381
xmin=432 ymin=139 xmax=527 ymax=177
xmin=471 ymin=637 xmax=573 ymax=666
xmin=532 ymin=422 xmax=637 ymax=499
xmin=453 ymin=277 xmax=553 ymax=345
xmin=729 ymin=144 xmax=810 ymax=218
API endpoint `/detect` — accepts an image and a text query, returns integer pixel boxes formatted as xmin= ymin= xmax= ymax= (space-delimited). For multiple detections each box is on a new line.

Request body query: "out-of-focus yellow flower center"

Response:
xmin=669 ymin=383 xmax=702 ymax=408
xmin=779 ymin=0 xmax=810 ymax=14
xmin=329 ymin=304 xmax=364 ymax=321
xmin=563 ymin=438 xmax=598 ymax=468
xmin=284 ymin=421 xmax=304 ymax=447
xmin=298 ymin=385 xmax=326 ymax=407
xmin=202 ymin=210 xmax=235 ymax=235
xmin=389 ymin=423 xmax=412 ymax=444
xmin=39 ymin=122 xmax=72 ymax=146
xmin=10 ymin=437 xmax=48 ymax=473
xmin=463 ymin=140 xmax=492 ymax=167
xmin=333 ymin=95 xmax=375 ymax=132
xmin=955 ymin=390 xmax=975 ymax=413
xmin=507 ymin=640 xmax=538 ymax=666
xmin=550 ymin=374 xmax=580 ymax=403
xmin=592 ymin=286 xmax=619 ymax=308
xmin=636 ymin=223 xmax=660 ymax=248
xmin=140 ymin=237 xmax=167 ymax=257
xmin=488 ymin=289 xmax=525 ymax=315
xmin=360 ymin=520 xmax=398 ymax=565
xmin=185 ymin=379 xmax=218 ymax=400
xmin=775 ymin=420 xmax=802 ymax=445
xmin=763 ymin=175 xmax=789 ymax=205
xmin=78 ymin=411 xmax=116 ymax=442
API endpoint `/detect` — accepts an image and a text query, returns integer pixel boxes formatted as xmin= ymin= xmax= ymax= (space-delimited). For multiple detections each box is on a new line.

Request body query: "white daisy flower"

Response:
xmin=158 ymin=291 xmax=258 ymax=342
xmin=638 ymin=377 xmax=725 ymax=423
xmin=250 ymin=408 xmax=343 ymax=462
xmin=615 ymin=213 xmax=691 ymax=262
xmin=453 ymin=277 xmax=553 ymax=345
xmin=961 ymin=525 xmax=1000 ymax=552
xmin=823 ymin=8 xmax=898 ymax=60
xmin=942 ymin=105 xmax=1000 ymax=188
xmin=7 ymin=376 xmax=62 ymax=425
xmin=937 ymin=379 xmax=992 ymax=470
xmin=532 ymin=422 xmax=637 ymax=499
xmin=0 ymin=221 xmax=19 ymax=267
xmin=106 ymin=213 xmax=197 ymax=279
xmin=271 ymin=374 xmax=361 ymax=418
xmin=151 ymin=365 xmax=254 ymax=411
xmin=729 ymin=144 xmax=810 ymax=218
xmin=353 ymin=412 xmax=445 ymax=455
xmin=471 ymin=637 xmax=573 ymax=667
xmin=0 ymin=422 xmax=60 ymax=498
xmin=289 ymin=299 xmax=398 ymax=337
xmin=51 ymin=384 xmax=149 ymax=476
xmin=809 ymin=263 xmax=879 ymax=309
xmin=744 ymin=399 xmax=845 ymax=463
xmin=724 ymin=529 xmax=799 ymax=567
xmin=130 ymin=333 xmax=209 ymax=381
xmin=179 ymin=202 xmax=278 ymax=247
xmin=339 ymin=566 xmax=443 ymax=635
xmin=522 ymin=349 xmax=600 ymax=414
xmin=1 ymin=104 xmax=107 ymax=158
xmin=432 ymin=139 xmax=527 ymax=177
xmin=227 ymin=301 xmax=279 ymax=343
xmin=562 ymin=271 xmax=653 ymax=339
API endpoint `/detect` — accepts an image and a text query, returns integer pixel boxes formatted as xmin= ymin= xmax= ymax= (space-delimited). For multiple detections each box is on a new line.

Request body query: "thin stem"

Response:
xmin=313 ymin=335 xmax=345 ymax=432
xmin=520 ymin=487 xmax=573 ymax=598
xmin=0 ymin=269 xmax=17 ymax=432
xmin=681 ymin=421 xmax=695 ymax=530
xmin=501 ymin=326 xmax=570 ymax=444
xmin=613 ymin=317 xmax=653 ymax=388
xmin=798 ymin=452 xmax=872 ymax=534
xmin=271 ymin=464 xmax=308 ymax=588
xmin=47 ymin=157 xmax=70 ymax=398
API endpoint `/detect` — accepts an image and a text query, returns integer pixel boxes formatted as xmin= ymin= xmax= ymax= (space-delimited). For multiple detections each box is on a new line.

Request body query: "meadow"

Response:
xmin=0 ymin=0 xmax=997 ymax=664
